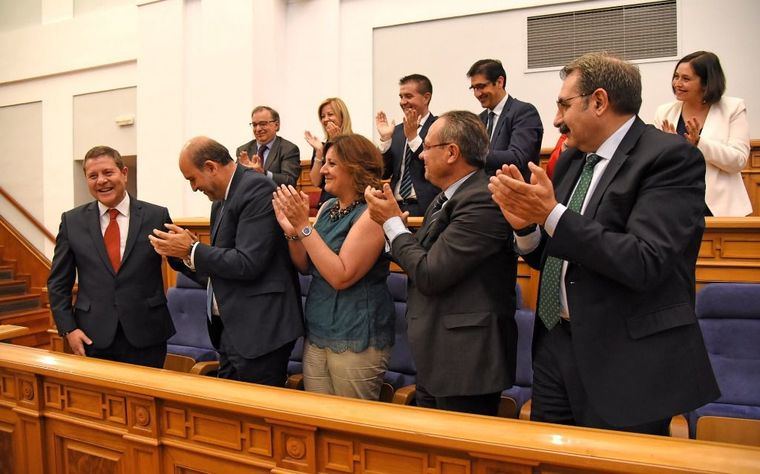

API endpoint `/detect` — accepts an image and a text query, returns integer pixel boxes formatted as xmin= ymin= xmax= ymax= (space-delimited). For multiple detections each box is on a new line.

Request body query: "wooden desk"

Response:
xmin=0 ymin=324 xmax=29 ymax=340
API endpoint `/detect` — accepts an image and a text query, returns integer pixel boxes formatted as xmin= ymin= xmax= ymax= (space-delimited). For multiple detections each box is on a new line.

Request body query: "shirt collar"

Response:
xmin=594 ymin=115 xmax=636 ymax=161
xmin=490 ymin=94 xmax=509 ymax=116
xmin=418 ymin=112 xmax=432 ymax=129
xmin=223 ymin=169 xmax=235 ymax=201
xmin=256 ymin=136 xmax=276 ymax=149
xmin=444 ymin=171 xmax=476 ymax=200
xmin=98 ymin=193 xmax=130 ymax=217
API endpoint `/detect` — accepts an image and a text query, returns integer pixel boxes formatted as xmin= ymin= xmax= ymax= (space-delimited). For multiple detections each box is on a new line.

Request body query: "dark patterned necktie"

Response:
xmin=537 ymin=153 xmax=601 ymax=330
xmin=486 ymin=111 xmax=496 ymax=139
xmin=428 ymin=193 xmax=448 ymax=221
xmin=399 ymin=145 xmax=414 ymax=200
xmin=258 ymin=145 xmax=268 ymax=167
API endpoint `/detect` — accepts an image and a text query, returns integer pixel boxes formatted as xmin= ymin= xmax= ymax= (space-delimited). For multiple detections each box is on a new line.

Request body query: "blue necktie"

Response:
xmin=537 ymin=153 xmax=602 ymax=330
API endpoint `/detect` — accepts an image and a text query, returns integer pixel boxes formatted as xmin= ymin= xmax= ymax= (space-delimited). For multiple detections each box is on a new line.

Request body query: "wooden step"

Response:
xmin=0 ymin=307 xmax=52 ymax=349
xmin=0 ymin=279 xmax=27 ymax=296
xmin=0 ymin=292 xmax=41 ymax=314
xmin=0 ymin=266 xmax=13 ymax=280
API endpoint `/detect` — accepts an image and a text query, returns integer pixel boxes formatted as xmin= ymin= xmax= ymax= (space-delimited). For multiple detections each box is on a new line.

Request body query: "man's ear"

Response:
xmin=203 ymin=160 xmax=217 ymax=173
xmin=446 ymin=144 xmax=459 ymax=164
xmin=592 ymin=88 xmax=610 ymax=116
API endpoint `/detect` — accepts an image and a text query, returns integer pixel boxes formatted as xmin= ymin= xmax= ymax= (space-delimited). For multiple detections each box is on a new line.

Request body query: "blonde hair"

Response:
xmin=318 ymin=97 xmax=353 ymax=139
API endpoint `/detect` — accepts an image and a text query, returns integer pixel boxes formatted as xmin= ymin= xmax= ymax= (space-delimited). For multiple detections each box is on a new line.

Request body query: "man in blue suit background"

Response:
xmin=468 ymin=59 xmax=543 ymax=181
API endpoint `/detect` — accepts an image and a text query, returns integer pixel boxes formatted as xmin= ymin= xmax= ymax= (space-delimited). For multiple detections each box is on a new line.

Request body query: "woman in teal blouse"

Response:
xmin=272 ymin=134 xmax=394 ymax=400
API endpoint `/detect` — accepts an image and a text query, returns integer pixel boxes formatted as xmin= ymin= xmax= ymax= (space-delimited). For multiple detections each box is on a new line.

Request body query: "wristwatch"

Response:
xmin=514 ymin=224 xmax=538 ymax=237
xmin=300 ymin=225 xmax=313 ymax=238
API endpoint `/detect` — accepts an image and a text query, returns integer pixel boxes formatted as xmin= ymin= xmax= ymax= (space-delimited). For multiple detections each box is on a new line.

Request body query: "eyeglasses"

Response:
xmin=249 ymin=120 xmax=277 ymax=128
xmin=422 ymin=142 xmax=452 ymax=151
xmin=469 ymin=82 xmax=494 ymax=92
xmin=556 ymin=94 xmax=589 ymax=112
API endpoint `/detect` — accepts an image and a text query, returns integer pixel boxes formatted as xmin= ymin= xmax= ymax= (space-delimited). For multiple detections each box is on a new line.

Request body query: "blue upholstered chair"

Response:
xmin=498 ymin=283 xmax=535 ymax=418
xmin=500 ymin=308 xmax=535 ymax=418
xmin=686 ymin=283 xmax=760 ymax=444
xmin=165 ymin=273 xmax=219 ymax=375
xmin=380 ymin=272 xmax=417 ymax=404
xmin=285 ymin=274 xmax=310 ymax=390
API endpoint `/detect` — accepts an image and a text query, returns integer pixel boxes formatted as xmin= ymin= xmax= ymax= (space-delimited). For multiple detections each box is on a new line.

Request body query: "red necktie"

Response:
xmin=104 ymin=209 xmax=121 ymax=272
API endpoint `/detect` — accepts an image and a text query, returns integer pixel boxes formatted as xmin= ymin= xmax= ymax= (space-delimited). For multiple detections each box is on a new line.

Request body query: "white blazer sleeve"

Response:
xmin=698 ymin=99 xmax=750 ymax=174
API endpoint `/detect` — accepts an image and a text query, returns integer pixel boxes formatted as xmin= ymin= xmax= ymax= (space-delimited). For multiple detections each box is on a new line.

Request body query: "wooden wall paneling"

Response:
xmin=743 ymin=140 xmax=760 ymax=217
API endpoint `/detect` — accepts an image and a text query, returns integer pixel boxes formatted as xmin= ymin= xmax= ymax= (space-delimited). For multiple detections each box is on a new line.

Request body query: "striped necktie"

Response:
xmin=398 ymin=145 xmax=414 ymax=200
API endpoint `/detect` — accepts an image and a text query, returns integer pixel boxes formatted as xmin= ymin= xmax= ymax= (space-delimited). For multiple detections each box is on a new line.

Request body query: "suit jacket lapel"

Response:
xmin=583 ymin=117 xmax=645 ymax=217
xmin=121 ymin=196 xmax=142 ymax=267
xmin=264 ymin=136 xmax=280 ymax=172
xmin=554 ymin=150 xmax=585 ymax=205
xmin=86 ymin=202 xmax=116 ymax=275
xmin=419 ymin=114 xmax=434 ymax=140
xmin=491 ymin=95 xmax=513 ymax=144
xmin=416 ymin=171 xmax=480 ymax=246
xmin=211 ymin=165 xmax=243 ymax=243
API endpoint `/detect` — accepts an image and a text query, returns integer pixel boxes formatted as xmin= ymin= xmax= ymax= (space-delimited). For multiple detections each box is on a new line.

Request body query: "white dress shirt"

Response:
xmin=516 ymin=116 xmax=636 ymax=319
xmin=486 ymin=94 xmax=509 ymax=140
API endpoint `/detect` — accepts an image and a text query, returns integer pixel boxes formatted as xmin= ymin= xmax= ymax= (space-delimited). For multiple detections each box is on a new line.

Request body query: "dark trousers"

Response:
xmin=415 ymin=384 xmax=501 ymax=416
xmin=531 ymin=321 xmax=670 ymax=435
xmin=218 ymin=326 xmax=295 ymax=387
xmin=85 ymin=322 xmax=167 ymax=369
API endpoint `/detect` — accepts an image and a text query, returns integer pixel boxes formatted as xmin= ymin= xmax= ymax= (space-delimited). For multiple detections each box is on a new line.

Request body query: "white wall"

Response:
xmin=1 ymin=0 xmax=758 ymax=257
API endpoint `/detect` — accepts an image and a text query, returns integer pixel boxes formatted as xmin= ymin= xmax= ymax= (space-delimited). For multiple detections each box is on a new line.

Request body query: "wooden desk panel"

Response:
xmin=1 ymin=344 xmax=759 ymax=474
xmin=169 ymin=217 xmax=760 ymax=310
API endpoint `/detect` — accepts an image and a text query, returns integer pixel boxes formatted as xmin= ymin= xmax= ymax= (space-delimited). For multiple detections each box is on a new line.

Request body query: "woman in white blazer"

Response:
xmin=654 ymin=51 xmax=752 ymax=216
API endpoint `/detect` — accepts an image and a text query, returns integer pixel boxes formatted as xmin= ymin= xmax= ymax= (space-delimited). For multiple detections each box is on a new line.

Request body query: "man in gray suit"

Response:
xmin=48 ymin=146 xmax=182 ymax=368
xmin=365 ymin=111 xmax=517 ymax=416
xmin=150 ymin=136 xmax=304 ymax=386
xmin=236 ymin=105 xmax=301 ymax=186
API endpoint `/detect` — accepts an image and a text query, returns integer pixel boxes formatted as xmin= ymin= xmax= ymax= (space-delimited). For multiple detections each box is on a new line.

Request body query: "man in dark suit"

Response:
xmin=467 ymin=59 xmax=543 ymax=180
xmin=365 ymin=111 xmax=517 ymax=416
xmin=375 ymin=74 xmax=440 ymax=216
xmin=236 ymin=105 xmax=301 ymax=186
xmin=150 ymin=136 xmax=303 ymax=386
xmin=489 ymin=52 xmax=719 ymax=434
xmin=48 ymin=146 xmax=181 ymax=368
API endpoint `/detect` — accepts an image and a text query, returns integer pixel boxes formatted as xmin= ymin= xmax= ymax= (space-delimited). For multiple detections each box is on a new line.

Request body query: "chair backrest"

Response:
xmin=167 ymin=273 xmax=216 ymax=353
xmin=287 ymin=274 xmax=312 ymax=379
xmin=513 ymin=308 xmax=535 ymax=387
xmin=385 ymin=272 xmax=416 ymax=387
xmin=689 ymin=283 xmax=760 ymax=436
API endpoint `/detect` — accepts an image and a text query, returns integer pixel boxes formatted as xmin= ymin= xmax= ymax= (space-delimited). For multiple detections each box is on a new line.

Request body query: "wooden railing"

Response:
xmin=301 ymin=139 xmax=760 ymax=216
xmin=168 ymin=217 xmax=760 ymax=309
xmin=0 ymin=186 xmax=55 ymax=243
xmin=1 ymin=343 xmax=758 ymax=474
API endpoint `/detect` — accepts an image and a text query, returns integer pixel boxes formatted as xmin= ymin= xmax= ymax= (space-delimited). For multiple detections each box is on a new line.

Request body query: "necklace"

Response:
xmin=328 ymin=199 xmax=362 ymax=222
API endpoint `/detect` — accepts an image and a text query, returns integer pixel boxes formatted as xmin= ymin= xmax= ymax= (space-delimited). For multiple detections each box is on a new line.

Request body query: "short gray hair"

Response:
xmin=437 ymin=111 xmax=489 ymax=168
